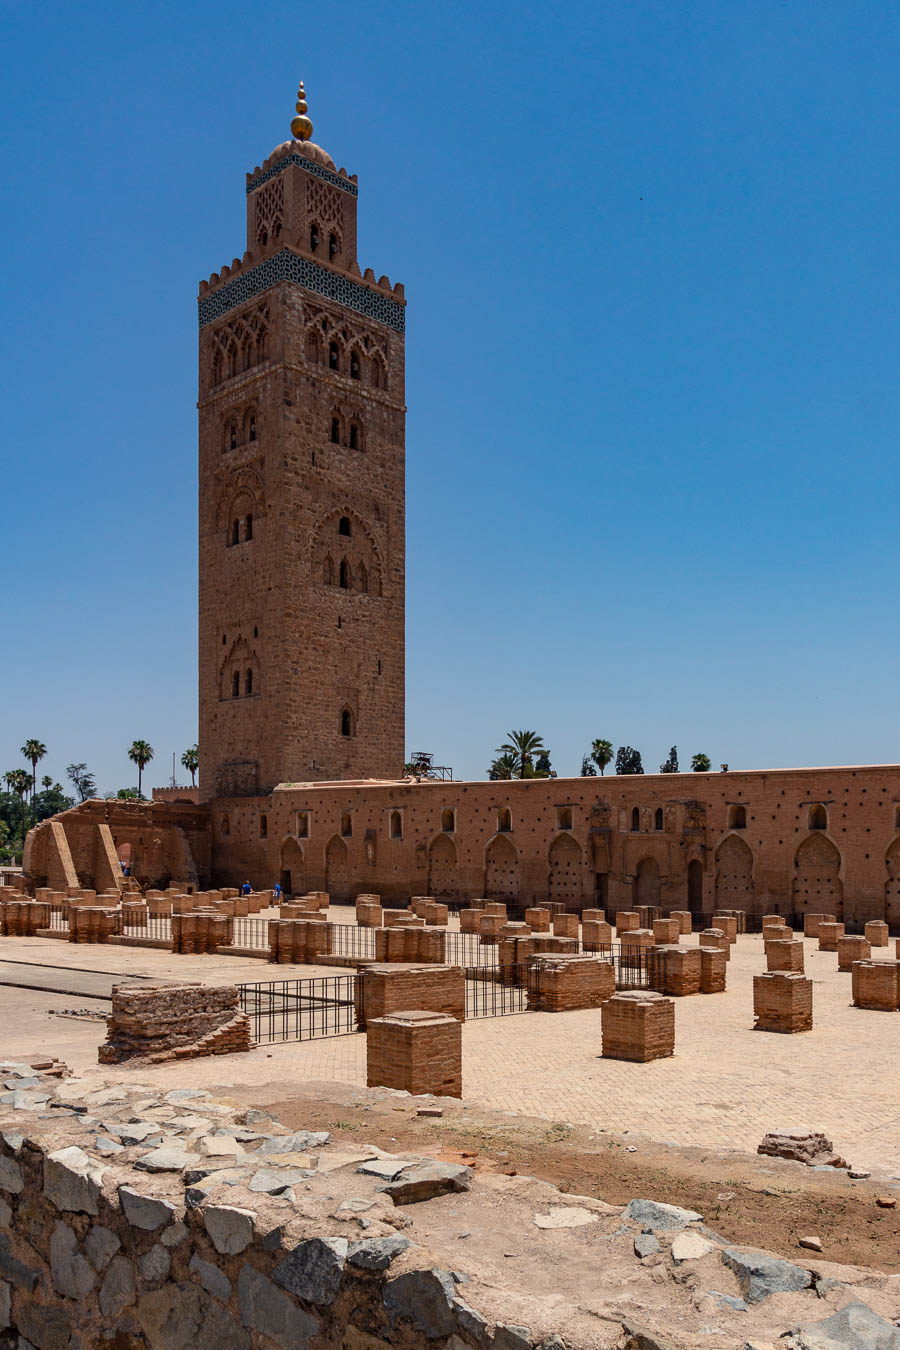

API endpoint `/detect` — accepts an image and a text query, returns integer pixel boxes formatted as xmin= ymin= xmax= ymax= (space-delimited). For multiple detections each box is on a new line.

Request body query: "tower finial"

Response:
xmin=291 ymin=80 xmax=314 ymax=142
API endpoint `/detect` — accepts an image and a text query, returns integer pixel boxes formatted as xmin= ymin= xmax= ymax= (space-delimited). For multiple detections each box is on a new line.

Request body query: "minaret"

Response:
xmin=197 ymin=83 xmax=406 ymax=799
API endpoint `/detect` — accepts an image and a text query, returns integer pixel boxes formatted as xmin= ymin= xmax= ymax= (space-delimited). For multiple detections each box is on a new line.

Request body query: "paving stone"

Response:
xmin=134 ymin=1147 xmax=202 ymax=1173
xmin=199 ymin=1136 xmax=246 ymax=1157
xmin=164 ymin=1089 xmax=211 ymax=1102
xmin=84 ymin=1225 xmax=120 ymax=1272
xmin=102 ymin=1120 xmax=162 ymax=1145
xmin=625 ymin=1199 xmax=703 ymax=1230
xmin=721 ymin=1247 xmax=812 ymax=1302
xmin=118 ymin=1185 xmax=178 ymax=1231
xmin=50 ymin=1221 xmax=96 ymax=1298
xmin=272 ymin=1235 xmax=348 ymax=1304
xmin=237 ymin=1262 xmax=320 ymax=1350
xmin=383 ymin=1268 xmax=459 ymax=1338
xmin=707 ymin=1290 xmax=748 ymax=1312
xmin=99 ymin=1253 xmax=137 ymax=1320
xmin=382 ymin=1162 xmax=472 ymax=1204
xmin=355 ymin=1158 xmax=408 ymax=1180
xmin=43 ymin=1146 xmax=104 ymax=1215
xmin=790 ymin=1299 xmax=900 ymax=1348
xmin=671 ymin=1231 xmax=715 ymax=1262
xmin=347 ymin=1234 xmax=412 ymax=1271
xmin=204 ymin=1204 xmax=256 ymax=1255
xmin=138 ymin=1243 xmax=171 ymax=1282
xmin=93 ymin=1136 xmax=125 ymax=1155
xmin=248 ymin=1168 xmax=313 ymax=1194
xmin=634 ymin=1233 xmax=660 ymax=1258
xmin=256 ymin=1130 xmax=329 ymax=1154
xmin=190 ymin=1253 xmax=232 ymax=1302
xmin=533 ymin=1206 xmax=597 ymax=1229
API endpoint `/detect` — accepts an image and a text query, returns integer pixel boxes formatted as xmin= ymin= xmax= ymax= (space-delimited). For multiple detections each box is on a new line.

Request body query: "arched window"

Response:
xmin=338 ymin=516 xmax=351 ymax=536
xmin=231 ymin=519 xmax=240 ymax=547
xmin=245 ymin=514 xmax=253 ymax=541
xmin=350 ymin=351 xmax=361 ymax=380
xmin=329 ymin=341 xmax=339 ymax=371
xmin=348 ymin=422 xmax=359 ymax=450
xmin=557 ymin=806 xmax=573 ymax=831
xmin=371 ymin=357 xmax=383 ymax=389
xmin=341 ymin=811 xmax=352 ymax=837
xmin=310 ymin=223 xmax=320 ymax=253
xmin=339 ymin=559 xmax=350 ymax=589
xmin=390 ymin=810 xmax=402 ymax=839
xmin=323 ymin=555 xmax=334 ymax=586
xmin=296 ymin=811 xmax=309 ymax=838
xmin=654 ymin=807 xmax=663 ymax=831
xmin=340 ymin=707 xmax=353 ymax=737
xmin=227 ymin=342 xmax=238 ymax=379
xmin=306 ymin=331 xmax=321 ymax=364
xmin=329 ymin=232 xmax=339 ymax=260
xmin=245 ymin=669 xmax=253 ymax=696
xmin=330 ymin=417 xmax=340 ymax=444
xmin=442 ymin=808 xmax=455 ymax=832
xmin=498 ymin=807 xmax=511 ymax=833
xmin=232 ymin=671 xmax=240 ymax=698
xmin=227 ymin=422 xmax=237 ymax=450
xmin=631 ymin=807 xmax=640 ymax=832
xmin=728 ymin=804 xmax=747 ymax=830
xmin=357 ymin=563 xmax=368 ymax=594
xmin=248 ymin=414 xmax=256 ymax=442
xmin=809 ymin=804 xmax=827 ymax=831
xmin=259 ymin=814 xmax=268 ymax=839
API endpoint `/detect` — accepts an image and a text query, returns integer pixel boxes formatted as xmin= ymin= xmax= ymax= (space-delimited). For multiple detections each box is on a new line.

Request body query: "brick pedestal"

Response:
xmin=69 ymin=906 xmax=120 ymax=944
xmin=852 ymin=960 xmax=900 ymax=1011
xmin=616 ymin=911 xmax=640 ymax=935
xmin=836 ymin=934 xmax=871 ymax=972
xmin=621 ymin=928 xmax=654 ymax=951
xmin=700 ymin=928 xmax=730 ymax=960
xmin=764 ymin=924 xmax=792 ymax=944
xmin=652 ymin=917 xmax=680 ymax=945
xmin=422 ymin=902 xmax=449 ymax=927
xmin=581 ymin=909 xmax=606 ymax=924
xmin=410 ymin=896 xmax=433 ymax=918
xmin=699 ymin=946 xmax=727 ymax=993
xmin=637 ymin=906 xmax=660 ymax=930
xmin=527 ymin=954 xmax=615 ymax=1012
xmin=804 ymin=912 xmax=833 ymax=938
xmin=649 ymin=945 xmax=702 ymax=996
xmin=356 ymin=964 xmax=465 ymax=1029
xmin=753 ymin=972 xmax=812 ymax=1033
xmin=552 ymin=912 xmax=579 ymax=938
xmin=366 ymin=1010 xmax=462 ymax=1097
xmin=374 ymin=925 xmax=447 ymax=964
xmin=817 ymin=921 xmax=845 ymax=952
xmin=268 ymin=919 xmax=334 ymax=964
xmin=99 ymin=981 xmax=252 ymax=1064
xmin=383 ymin=910 xmax=423 ymax=928
xmin=1 ymin=900 xmax=51 ymax=936
xmin=582 ymin=919 xmax=613 ymax=948
xmin=478 ymin=914 xmax=505 ymax=944
xmin=498 ymin=933 xmax=578 ymax=983
xmin=712 ymin=914 xmax=738 ymax=944
xmin=524 ymin=907 xmax=551 ymax=932
xmin=484 ymin=902 xmax=507 ymax=918
xmin=716 ymin=909 xmax=747 ymax=934
xmin=766 ymin=939 xmax=804 ymax=973
xmin=671 ymin=910 xmax=693 ymax=937
xmin=864 ymin=920 xmax=889 ymax=948
xmin=459 ymin=909 xmax=480 ymax=933
xmin=601 ymin=991 xmax=675 ymax=1062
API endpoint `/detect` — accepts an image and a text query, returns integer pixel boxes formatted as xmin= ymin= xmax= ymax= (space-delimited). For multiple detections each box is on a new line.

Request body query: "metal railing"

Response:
xmin=232 ymin=916 xmax=271 ymax=950
xmin=238 ymin=974 xmax=358 ymax=1044
xmin=444 ymin=930 xmax=499 ymax=968
xmin=329 ymin=923 xmax=377 ymax=961
xmin=464 ymin=964 xmax=529 ymax=1017
xmin=119 ymin=914 xmax=172 ymax=942
xmin=48 ymin=906 xmax=69 ymax=932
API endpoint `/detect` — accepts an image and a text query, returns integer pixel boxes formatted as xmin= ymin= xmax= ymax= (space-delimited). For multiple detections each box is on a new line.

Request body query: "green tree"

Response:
xmin=21 ymin=739 xmax=46 ymax=827
xmin=615 ymin=746 xmax=644 ymax=775
xmin=580 ymin=754 xmax=598 ymax=777
xmin=487 ymin=752 xmax=517 ymax=781
xmin=660 ymin=746 xmax=679 ymax=773
xmin=497 ymin=730 xmax=545 ymax=779
xmin=66 ymin=763 xmax=96 ymax=802
xmin=41 ymin=775 xmax=52 ymax=791
xmin=5 ymin=770 xmax=32 ymax=846
xmin=31 ymin=782 xmax=73 ymax=824
xmin=128 ymin=741 xmax=154 ymax=798
xmin=591 ymin=738 xmax=614 ymax=776
xmin=181 ymin=744 xmax=199 ymax=788
xmin=691 ymin=752 xmax=711 ymax=772
xmin=533 ymin=749 xmax=552 ymax=778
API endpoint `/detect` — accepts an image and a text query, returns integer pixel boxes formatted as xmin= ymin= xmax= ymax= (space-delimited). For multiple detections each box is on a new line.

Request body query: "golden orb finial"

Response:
xmin=291 ymin=80 xmax=314 ymax=142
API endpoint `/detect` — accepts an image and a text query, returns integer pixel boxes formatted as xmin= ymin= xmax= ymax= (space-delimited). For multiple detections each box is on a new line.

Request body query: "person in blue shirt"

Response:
xmin=273 ymin=883 xmax=282 ymax=901
xmin=241 ymin=880 xmax=252 ymax=895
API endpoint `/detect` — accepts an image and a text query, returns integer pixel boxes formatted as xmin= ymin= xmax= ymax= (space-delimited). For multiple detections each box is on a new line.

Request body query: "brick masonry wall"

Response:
xmin=366 ymin=1010 xmax=462 ymax=1096
xmin=851 ymin=959 xmax=900 ymax=1010
xmin=527 ymin=954 xmax=615 ymax=1012
xmin=356 ymin=963 xmax=465 ymax=1028
xmin=601 ymin=991 xmax=676 ymax=1062
xmin=98 ymin=981 xmax=252 ymax=1063
xmin=753 ymin=973 xmax=813 ymax=1033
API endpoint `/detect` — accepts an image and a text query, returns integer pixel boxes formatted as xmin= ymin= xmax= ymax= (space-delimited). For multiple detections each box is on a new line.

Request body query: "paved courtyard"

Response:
xmin=2 ymin=928 xmax=898 ymax=1174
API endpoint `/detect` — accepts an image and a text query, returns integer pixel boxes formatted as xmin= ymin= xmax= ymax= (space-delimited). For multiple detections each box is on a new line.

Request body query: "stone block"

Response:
xmin=699 ymin=945 xmax=727 ymax=993
xmin=527 ymin=954 xmax=615 ymax=1012
xmin=652 ymin=917 xmax=680 ymax=945
xmin=616 ymin=910 xmax=639 ymax=934
xmin=700 ymin=927 xmax=730 ymax=960
xmin=601 ymin=990 xmax=675 ymax=1062
xmin=852 ymin=959 xmax=900 ymax=1011
xmin=865 ymin=920 xmax=889 ymax=948
xmin=711 ymin=914 xmax=738 ymax=944
xmin=356 ymin=963 xmax=465 ymax=1028
xmin=766 ymin=939 xmax=804 ymax=973
xmin=649 ymin=945 xmax=702 ymax=996
xmin=837 ymin=934 xmax=870 ymax=971
xmin=818 ymin=921 xmax=845 ymax=952
xmin=670 ymin=910 xmax=693 ymax=936
xmin=367 ymin=1010 xmax=462 ymax=1096
xmin=582 ymin=918 xmax=612 ymax=948
xmin=552 ymin=912 xmax=578 ymax=938
xmin=753 ymin=972 xmax=812 ymax=1032
xmin=804 ymin=911 xmax=834 ymax=938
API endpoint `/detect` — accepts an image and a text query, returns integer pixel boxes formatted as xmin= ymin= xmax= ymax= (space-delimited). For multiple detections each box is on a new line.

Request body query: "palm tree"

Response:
xmin=487 ymin=752 xmax=518 ymax=781
xmin=128 ymin=740 xmax=154 ymax=798
xmin=497 ymin=730 xmax=545 ymax=779
xmin=5 ymin=769 xmax=32 ymax=846
xmin=21 ymin=739 xmax=46 ymax=827
xmin=591 ymin=738 xmax=614 ymax=775
xmin=41 ymin=775 xmax=52 ymax=791
xmin=691 ymin=752 xmax=711 ymax=772
xmin=181 ymin=744 xmax=199 ymax=788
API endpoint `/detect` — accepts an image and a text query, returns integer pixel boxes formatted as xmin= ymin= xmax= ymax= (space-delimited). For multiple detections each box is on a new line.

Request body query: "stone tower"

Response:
xmin=197 ymin=83 xmax=406 ymax=799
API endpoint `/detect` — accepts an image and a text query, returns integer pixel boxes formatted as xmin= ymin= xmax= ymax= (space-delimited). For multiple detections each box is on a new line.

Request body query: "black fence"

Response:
xmin=238 ymin=974 xmax=358 ymax=1044
xmin=48 ymin=906 xmax=69 ymax=932
xmin=330 ymin=923 xmax=377 ymax=961
xmin=464 ymin=964 xmax=529 ymax=1017
xmin=444 ymin=930 xmax=499 ymax=968
xmin=119 ymin=914 xmax=172 ymax=942
xmin=232 ymin=916 xmax=271 ymax=950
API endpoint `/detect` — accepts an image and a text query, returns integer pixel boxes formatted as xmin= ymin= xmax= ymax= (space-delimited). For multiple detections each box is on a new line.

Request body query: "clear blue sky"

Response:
xmin=3 ymin=0 xmax=899 ymax=793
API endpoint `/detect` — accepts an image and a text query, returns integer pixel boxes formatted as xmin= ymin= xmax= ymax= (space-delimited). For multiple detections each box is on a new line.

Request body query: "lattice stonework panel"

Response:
xmin=307 ymin=178 xmax=343 ymax=234
xmin=199 ymin=250 xmax=404 ymax=333
xmin=254 ymin=179 xmax=284 ymax=246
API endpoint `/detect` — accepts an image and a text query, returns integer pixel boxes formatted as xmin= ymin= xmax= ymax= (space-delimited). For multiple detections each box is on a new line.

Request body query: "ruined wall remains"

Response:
xmin=98 ymin=981 xmax=253 ymax=1064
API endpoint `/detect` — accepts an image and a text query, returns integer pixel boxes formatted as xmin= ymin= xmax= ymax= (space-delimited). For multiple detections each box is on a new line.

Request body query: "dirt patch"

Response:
xmin=220 ymin=1078 xmax=900 ymax=1274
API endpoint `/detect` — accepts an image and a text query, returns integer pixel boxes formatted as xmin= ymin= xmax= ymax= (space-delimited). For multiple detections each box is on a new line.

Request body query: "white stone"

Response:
xmin=671 ymin=1231 xmax=715 ymax=1262
xmin=204 ymin=1204 xmax=256 ymax=1255
xmin=533 ymin=1207 xmax=599 ymax=1229
xmin=44 ymin=1147 xmax=104 ymax=1216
